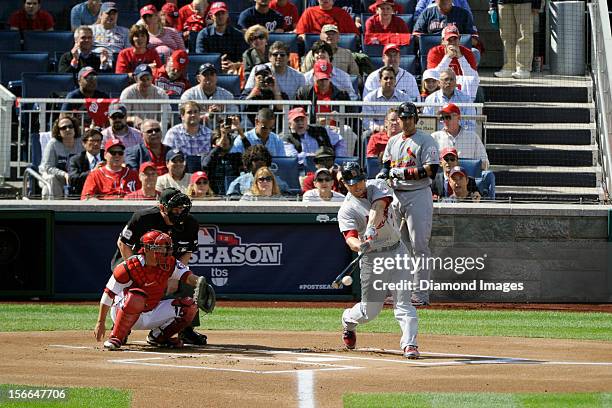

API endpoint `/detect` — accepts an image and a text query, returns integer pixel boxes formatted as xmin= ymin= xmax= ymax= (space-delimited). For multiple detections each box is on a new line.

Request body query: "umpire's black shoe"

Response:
xmin=179 ymin=327 xmax=208 ymax=345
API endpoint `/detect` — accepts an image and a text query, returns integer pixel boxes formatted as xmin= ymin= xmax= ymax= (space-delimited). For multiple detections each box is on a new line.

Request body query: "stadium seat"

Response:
xmin=366 ymin=157 xmax=382 ymax=179
xmin=418 ymin=34 xmax=472 ymax=72
xmin=304 ymin=34 xmax=358 ymax=52
xmin=225 ymin=0 xmax=253 ymax=13
xmin=0 ymin=31 xmax=21 ymax=51
xmin=459 ymin=158 xmax=482 ymax=178
xmin=362 ymin=41 xmax=415 ymax=57
xmin=335 ymin=156 xmax=359 ymax=168
xmin=186 ymin=155 xmax=203 ymax=173
xmin=216 ymin=74 xmax=241 ymax=97
xmin=476 ymin=170 xmax=495 ymax=199
xmin=25 ymin=132 xmax=44 ymax=197
xmin=0 ymin=52 xmax=49 ymax=85
xmin=304 ymin=156 xmax=317 ymax=174
xmin=23 ymin=31 xmax=74 ymax=54
xmin=21 ymin=73 xmax=74 ymax=98
xmin=349 ymin=75 xmax=360 ymax=98
xmin=117 ymin=11 xmax=140 ymax=28
xmin=369 ymin=54 xmax=417 ymax=74
xmin=397 ymin=14 xmax=414 ymax=32
xmin=188 ymin=53 xmax=222 ymax=78
xmin=268 ymin=33 xmax=299 ymax=53
xmin=270 ymin=156 xmax=300 ymax=193
xmin=395 ymin=0 xmax=417 ymax=15
xmin=96 ymin=74 xmax=130 ymax=98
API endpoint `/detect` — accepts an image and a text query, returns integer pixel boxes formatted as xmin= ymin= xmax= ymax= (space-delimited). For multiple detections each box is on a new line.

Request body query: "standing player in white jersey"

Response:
xmin=378 ymin=102 xmax=440 ymax=306
xmin=337 ymin=162 xmax=420 ymax=359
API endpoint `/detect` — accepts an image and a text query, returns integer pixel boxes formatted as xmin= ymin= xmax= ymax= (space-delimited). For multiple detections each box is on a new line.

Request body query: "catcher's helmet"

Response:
xmin=340 ymin=162 xmax=366 ymax=186
xmin=159 ymin=187 xmax=192 ymax=225
xmin=141 ymin=230 xmax=174 ymax=271
xmin=398 ymin=101 xmax=419 ymax=123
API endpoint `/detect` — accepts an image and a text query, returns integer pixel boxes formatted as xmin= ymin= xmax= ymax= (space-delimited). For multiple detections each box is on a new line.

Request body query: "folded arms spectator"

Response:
xmin=119 ymin=64 xmax=170 ymax=121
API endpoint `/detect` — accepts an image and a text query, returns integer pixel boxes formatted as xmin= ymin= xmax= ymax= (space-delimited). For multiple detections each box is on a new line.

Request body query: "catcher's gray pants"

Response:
xmin=342 ymin=242 xmax=418 ymax=349
xmin=394 ymin=187 xmax=433 ymax=303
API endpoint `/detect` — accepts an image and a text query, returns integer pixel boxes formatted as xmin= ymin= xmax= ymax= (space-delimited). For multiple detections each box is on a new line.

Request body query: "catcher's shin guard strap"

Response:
xmin=111 ymin=289 xmax=146 ymax=343
xmin=158 ymin=297 xmax=198 ymax=341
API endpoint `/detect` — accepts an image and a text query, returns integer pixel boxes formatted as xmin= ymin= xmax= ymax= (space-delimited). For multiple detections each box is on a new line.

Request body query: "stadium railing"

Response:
xmin=0 ymin=84 xmax=15 ymax=181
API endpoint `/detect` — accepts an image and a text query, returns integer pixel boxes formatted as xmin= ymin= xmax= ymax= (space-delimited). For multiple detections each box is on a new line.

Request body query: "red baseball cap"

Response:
xmin=209 ymin=1 xmax=228 ymax=15
xmin=438 ymin=103 xmax=461 ymax=116
xmin=313 ymin=59 xmax=332 ymax=80
xmin=139 ymin=161 xmax=157 ymax=173
xmin=161 ymin=3 xmax=179 ymax=22
xmin=383 ymin=43 xmax=400 ymax=55
xmin=140 ymin=4 xmax=158 ymax=17
xmin=374 ymin=0 xmax=395 ymax=8
xmin=449 ymin=166 xmax=467 ymax=178
xmin=104 ymin=138 xmax=125 ymax=152
xmin=170 ymin=49 xmax=188 ymax=70
xmin=440 ymin=147 xmax=458 ymax=159
xmin=190 ymin=171 xmax=209 ymax=184
xmin=288 ymin=107 xmax=307 ymax=121
xmin=442 ymin=24 xmax=460 ymax=40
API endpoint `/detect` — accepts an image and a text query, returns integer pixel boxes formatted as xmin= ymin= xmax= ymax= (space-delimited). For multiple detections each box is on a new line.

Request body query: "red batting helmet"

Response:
xmin=141 ymin=230 xmax=174 ymax=271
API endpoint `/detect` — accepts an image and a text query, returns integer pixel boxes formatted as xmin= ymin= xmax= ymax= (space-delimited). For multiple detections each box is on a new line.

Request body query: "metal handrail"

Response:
xmin=22 ymin=167 xmax=50 ymax=200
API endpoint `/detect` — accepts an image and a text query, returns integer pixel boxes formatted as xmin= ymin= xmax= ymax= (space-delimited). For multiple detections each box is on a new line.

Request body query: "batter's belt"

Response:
xmin=370 ymin=241 xmax=401 ymax=253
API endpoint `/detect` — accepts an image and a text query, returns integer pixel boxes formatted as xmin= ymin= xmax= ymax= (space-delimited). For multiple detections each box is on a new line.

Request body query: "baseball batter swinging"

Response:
xmin=377 ymin=102 xmax=439 ymax=306
xmin=95 ymin=230 xmax=214 ymax=350
xmin=337 ymin=162 xmax=420 ymax=359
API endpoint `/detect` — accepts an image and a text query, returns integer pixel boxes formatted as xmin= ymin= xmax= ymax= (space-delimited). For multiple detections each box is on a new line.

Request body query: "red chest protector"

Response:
xmin=123 ymin=257 xmax=175 ymax=311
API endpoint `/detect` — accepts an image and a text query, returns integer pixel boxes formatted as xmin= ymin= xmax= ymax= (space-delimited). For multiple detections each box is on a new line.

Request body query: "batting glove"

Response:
xmin=364 ymin=226 xmax=377 ymax=241
xmin=389 ymin=167 xmax=406 ymax=180
xmin=359 ymin=240 xmax=372 ymax=253
xmin=375 ymin=168 xmax=389 ymax=179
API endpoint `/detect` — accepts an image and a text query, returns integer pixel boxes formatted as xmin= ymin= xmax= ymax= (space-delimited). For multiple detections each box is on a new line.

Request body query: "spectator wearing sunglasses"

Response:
xmin=431 ymin=103 xmax=488 ymax=169
xmin=240 ymin=166 xmax=283 ymax=201
xmin=431 ymin=147 xmax=478 ymax=200
xmin=242 ymin=25 xmax=270 ymax=79
xmin=155 ymin=149 xmax=192 ymax=193
xmin=125 ymin=119 xmax=171 ymax=175
xmin=102 ymin=103 xmax=143 ymax=149
xmin=61 ymin=67 xmax=109 ymax=114
xmin=187 ymin=171 xmax=216 ymax=199
xmin=226 ymin=144 xmax=291 ymax=195
xmin=81 ymin=138 xmax=140 ymax=200
xmin=302 ymin=168 xmax=345 ymax=201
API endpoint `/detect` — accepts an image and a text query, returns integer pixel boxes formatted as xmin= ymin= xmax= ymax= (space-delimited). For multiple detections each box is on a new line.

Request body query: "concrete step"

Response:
xmin=482 ymin=84 xmax=591 ymax=103
xmin=484 ymin=123 xmax=595 ymax=145
xmin=495 ymin=185 xmax=604 ymax=202
xmin=483 ymin=102 xmax=594 ymax=123
xmin=491 ymin=165 xmax=601 ymax=187
xmin=486 ymin=143 xmax=597 ymax=166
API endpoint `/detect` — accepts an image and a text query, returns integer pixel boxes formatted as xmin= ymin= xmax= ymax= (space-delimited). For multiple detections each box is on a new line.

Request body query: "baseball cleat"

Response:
xmin=146 ymin=333 xmax=184 ymax=348
xmin=404 ymin=345 xmax=420 ymax=359
xmin=179 ymin=327 xmax=207 ymax=345
xmin=411 ymin=295 xmax=429 ymax=307
xmin=342 ymin=330 xmax=356 ymax=350
xmin=103 ymin=337 xmax=122 ymax=350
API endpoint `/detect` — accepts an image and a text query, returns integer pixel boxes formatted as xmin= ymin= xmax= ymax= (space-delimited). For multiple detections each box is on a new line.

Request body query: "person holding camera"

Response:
xmin=242 ymin=64 xmax=287 ymax=123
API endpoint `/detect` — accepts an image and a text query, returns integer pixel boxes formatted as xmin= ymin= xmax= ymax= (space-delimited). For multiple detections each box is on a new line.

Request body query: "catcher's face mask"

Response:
xmin=141 ymin=230 xmax=175 ymax=271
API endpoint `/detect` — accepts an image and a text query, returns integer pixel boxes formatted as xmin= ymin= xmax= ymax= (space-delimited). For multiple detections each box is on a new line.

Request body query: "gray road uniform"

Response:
xmin=338 ymin=179 xmax=418 ymax=350
xmin=382 ymin=129 xmax=439 ymax=303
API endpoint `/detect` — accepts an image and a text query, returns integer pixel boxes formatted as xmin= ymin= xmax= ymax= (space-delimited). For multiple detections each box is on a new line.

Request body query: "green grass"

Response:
xmin=0 ymin=304 xmax=611 ymax=341
xmin=0 ymin=384 xmax=130 ymax=408
xmin=343 ymin=392 xmax=612 ymax=408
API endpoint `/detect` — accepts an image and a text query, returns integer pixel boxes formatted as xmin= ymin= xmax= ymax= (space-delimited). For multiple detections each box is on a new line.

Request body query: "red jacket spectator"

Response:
xmin=365 ymin=14 xmax=410 ymax=34
xmin=366 ymin=130 xmax=390 ymax=157
xmin=161 ymin=3 xmax=182 ymax=31
xmin=9 ymin=1 xmax=54 ymax=31
xmin=178 ymin=1 xmax=210 ymax=32
xmin=270 ymin=0 xmax=299 ymax=31
xmin=81 ymin=166 xmax=140 ymax=199
xmin=295 ymin=4 xmax=359 ymax=35
xmin=116 ymin=48 xmax=162 ymax=74
xmin=427 ymin=45 xmax=477 ymax=76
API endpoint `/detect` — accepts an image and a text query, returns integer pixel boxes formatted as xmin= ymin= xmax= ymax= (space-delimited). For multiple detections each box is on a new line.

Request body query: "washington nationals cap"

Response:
xmin=383 ymin=43 xmax=400 ymax=55
xmin=197 ymin=62 xmax=217 ymax=75
xmin=108 ymin=102 xmax=127 ymax=117
xmin=139 ymin=161 xmax=157 ymax=173
xmin=253 ymin=64 xmax=272 ymax=76
xmin=313 ymin=59 xmax=332 ymax=80
xmin=442 ymin=24 xmax=460 ymax=40
xmin=438 ymin=103 xmax=461 ymax=116
xmin=440 ymin=146 xmax=458 ymax=159
xmin=288 ymin=107 xmax=307 ymax=121
xmin=104 ymin=138 xmax=125 ymax=151
xmin=140 ymin=4 xmax=157 ymax=17
xmin=166 ymin=148 xmax=185 ymax=162
xmin=190 ymin=171 xmax=209 ymax=184
xmin=77 ymin=66 xmax=96 ymax=81
xmin=134 ymin=64 xmax=153 ymax=79
xmin=170 ymin=49 xmax=189 ymax=70
xmin=209 ymin=1 xmax=228 ymax=15
xmin=449 ymin=165 xmax=467 ymax=178
xmin=340 ymin=162 xmax=366 ymax=185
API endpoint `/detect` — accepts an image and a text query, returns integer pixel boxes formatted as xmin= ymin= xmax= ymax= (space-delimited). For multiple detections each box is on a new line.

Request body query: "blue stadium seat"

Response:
xmin=418 ymin=34 xmax=471 ymax=72
xmin=0 ymin=52 xmax=49 ymax=85
xmin=216 ymin=74 xmax=241 ymax=97
xmin=349 ymin=75 xmax=360 ymax=98
xmin=23 ymin=31 xmax=74 ymax=54
xmin=0 ymin=31 xmax=21 ymax=51
xmin=225 ymin=0 xmax=253 ymax=13
xmin=395 ymin=0 xmax=417 ymax=15
xmin=117 ymin=11 xmax=140 ymax=28
xmin=270 ymin=156 xmax=300 ymax=193
xmin=458 ymin=158 xmax=482 ymax=178
xmin=366 ymin=156 xmax=382 ymax=179
xmin=96 ymin=74 xmax=130 ymax=98
xmin=186 ymin=155 xmax=203 ymax=173
xmin=476 ymin=171 xmax=495 ymax=199
xmin=304 ymin=34 xmax=358 ymax=52
xmin=304 ymin=156 xmax=317 ymax=174
xmin=397 ymin=14 xmax=414 ymax=32
xmin=268 ymin=33 xmax=299 ymax=53
xmin=188 ymin=53 xmax=222 ymax=78
xmin=362 ymin=41 xmax=415 ymax=57
xmin=369 ymin=54 xmax=417 ymax=75
xmin=26 ymin=132 xmax=43 ymax=197
xmin=22 ymin=73 xmax=74 ymax=98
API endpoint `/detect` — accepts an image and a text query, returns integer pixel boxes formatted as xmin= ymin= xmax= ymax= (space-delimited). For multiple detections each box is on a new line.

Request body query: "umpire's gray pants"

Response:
xmin=394 ymin=188 xmax=433 ymax=302
xmin=342 ymin=242 xmax=418 ymax=349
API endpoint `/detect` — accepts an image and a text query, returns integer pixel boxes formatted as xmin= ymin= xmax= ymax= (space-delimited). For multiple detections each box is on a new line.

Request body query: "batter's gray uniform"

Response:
xmin=382 ymin=129 xmax=439 ymax=303
xmin=338 ymin=179 xmax=418 ymax=350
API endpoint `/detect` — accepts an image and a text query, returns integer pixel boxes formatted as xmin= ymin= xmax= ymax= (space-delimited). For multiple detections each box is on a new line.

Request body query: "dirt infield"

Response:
xmin=1 ymin=330 xmax=611 ymax=408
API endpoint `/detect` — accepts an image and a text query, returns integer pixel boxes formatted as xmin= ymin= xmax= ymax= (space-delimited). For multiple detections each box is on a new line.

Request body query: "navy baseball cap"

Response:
xmin=254 ymin=64 xmax=272 ymax=76
xmin=340 ymin=162 xmax=366 ymax=185
xmin=197 ymin=63 xmax=217 ymax=75
xmin=166 ymin=149 xmax=185 ymax=162
xmin=100 ymin=2 xmax=118 ymax=13
xmin=134 ymin=64 xmax=153 ymax=79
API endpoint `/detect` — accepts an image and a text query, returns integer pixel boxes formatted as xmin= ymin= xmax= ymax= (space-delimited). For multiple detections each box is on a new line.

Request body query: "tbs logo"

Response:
xmin=210 ymin=267 xmax=228 ymax=287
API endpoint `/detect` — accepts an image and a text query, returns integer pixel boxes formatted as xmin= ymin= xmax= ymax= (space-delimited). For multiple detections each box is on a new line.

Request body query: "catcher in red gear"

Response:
xmin=94 ymin=230 xmax=212 ymax=350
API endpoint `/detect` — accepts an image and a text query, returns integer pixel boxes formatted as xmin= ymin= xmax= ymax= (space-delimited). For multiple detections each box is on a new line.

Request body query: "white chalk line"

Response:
xmin=297 ymin=370 xmax=315 ymax=408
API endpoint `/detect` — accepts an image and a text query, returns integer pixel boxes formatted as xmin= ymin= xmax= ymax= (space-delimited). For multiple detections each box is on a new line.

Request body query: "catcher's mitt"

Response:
xmin=194 ymin=276 xmax=216 ymax=313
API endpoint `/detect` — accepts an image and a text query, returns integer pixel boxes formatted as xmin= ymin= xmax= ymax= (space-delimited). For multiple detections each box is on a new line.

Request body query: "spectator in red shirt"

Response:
xmin=178 ymin=0 xmax=210 ymax=39
xmin=116 ymin=24 xmax=163 ymax=76
xmin=9 ymin=0 xmax=54 ymax=31
xmin=365 ymin=0 xmax=410 ymax=35
xmin=81 ymin=139 xmax=141 ymax=200
xmin=160 ymin=2 xmax=182 ymax=31
xmin=269 ymin=0 xmax=299 ymax=31
xmin=427 ymin=24 xmax=477 ymax=76
xmin=154 ymin=49 xmax=191 ymax=97
xmin=124 ymin=161 xmax=160 ymax=200
xmin=295 ymin=0 xmax=360 ymax=38
xmin=366 ymin=107 xmax=401 ymax=160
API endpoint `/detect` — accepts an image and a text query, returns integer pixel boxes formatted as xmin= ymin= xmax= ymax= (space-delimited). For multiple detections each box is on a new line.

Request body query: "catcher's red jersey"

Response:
xmin=104 ymin=255 xmax=192 ymax=311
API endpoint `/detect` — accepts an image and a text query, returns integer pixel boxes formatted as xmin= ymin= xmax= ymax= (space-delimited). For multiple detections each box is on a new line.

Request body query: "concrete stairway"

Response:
xmin=481 ymin=74 xmax=603 ymax=202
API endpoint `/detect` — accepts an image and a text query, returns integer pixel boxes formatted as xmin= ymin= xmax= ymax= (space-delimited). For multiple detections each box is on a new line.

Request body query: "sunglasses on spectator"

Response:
xmin=270 ymin=52 xmax=287 ymax=57
xmin=108 ymin=149 xmax=124 ymax=156
xmin=86 ymin=138 xmax=102 ymax=143
xmin=171 ymin=157 xmax=185 ymax=163
xmin=196 ymin=180 xmax=209 ymax=185
xmin=257 ymin=176 xmax=273 ymax=182
xmin=251 ymin=33 xmax=266 ymax=41
xmin=440 ymin=115 xmax=453 ymax=121
xmin=111 ymin=114 xmax=126 ymax=120
xmin=144 ymin=127 xmax=162 ymax=134
xmin=316 ymin=177 xmax=333 ymax=182
xmin=443 ymin=155 xmax=458 ymax=162
xmin=59 ymin=124 xmax=74 ymax=131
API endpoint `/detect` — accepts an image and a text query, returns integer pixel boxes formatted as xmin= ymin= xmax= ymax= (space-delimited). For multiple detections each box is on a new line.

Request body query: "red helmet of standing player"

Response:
xmin=140 ymin=230 xmax=174 ymax=271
